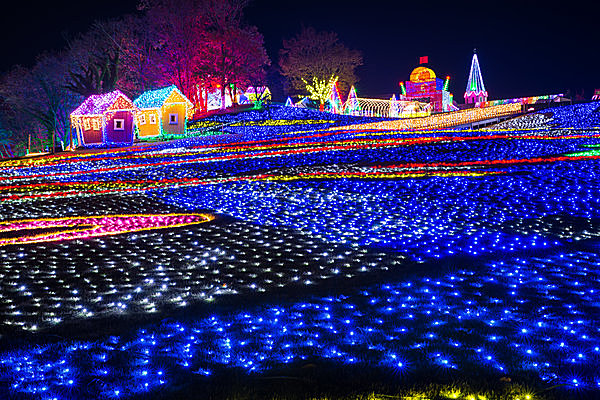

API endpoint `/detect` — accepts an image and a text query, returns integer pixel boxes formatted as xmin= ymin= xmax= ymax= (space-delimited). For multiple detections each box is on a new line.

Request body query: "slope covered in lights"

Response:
xmin=0 ymin=103 xmax=599 ymax=399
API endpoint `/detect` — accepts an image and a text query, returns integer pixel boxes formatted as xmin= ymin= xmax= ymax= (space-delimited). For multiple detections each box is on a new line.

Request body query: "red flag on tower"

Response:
xmin=419 ymin=56 xmax=428 ymax=64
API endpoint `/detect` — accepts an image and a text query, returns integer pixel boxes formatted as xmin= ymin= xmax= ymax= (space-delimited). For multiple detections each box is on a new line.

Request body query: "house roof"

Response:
xmin=134 ymin=85 xmax=191 ymax=109
xmin=71 ymin=90 xmax=134 ymax=116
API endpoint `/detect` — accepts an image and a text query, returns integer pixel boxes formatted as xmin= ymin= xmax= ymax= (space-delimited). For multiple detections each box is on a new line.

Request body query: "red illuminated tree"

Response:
xmin=144 ymin=0 xmax=269 ymax=111
xmin=201 ymin=25 xmax=270 ymax=108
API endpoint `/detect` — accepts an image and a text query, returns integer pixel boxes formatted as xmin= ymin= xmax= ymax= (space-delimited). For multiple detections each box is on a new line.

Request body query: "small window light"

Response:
xmin=139 ymin=115 xmax=146 ymax=125
xmin=149 ymin=114 xmax=157 ymax=124
xmin=83 ymin=119 xmax=91 ymax=131
xmin=114 ymin=119 xmax=125 ymax=131
xmin=169 ymin=113 xmax=178 ymax=125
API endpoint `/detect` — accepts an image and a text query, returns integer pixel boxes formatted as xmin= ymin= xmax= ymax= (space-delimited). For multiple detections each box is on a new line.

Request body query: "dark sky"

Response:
xmin=1 ymin=0 xmax=598 ymax=100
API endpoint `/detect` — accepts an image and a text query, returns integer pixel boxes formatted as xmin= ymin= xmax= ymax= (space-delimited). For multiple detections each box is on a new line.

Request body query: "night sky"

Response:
xmin=1 ymin=0 xmax=598 ymax=101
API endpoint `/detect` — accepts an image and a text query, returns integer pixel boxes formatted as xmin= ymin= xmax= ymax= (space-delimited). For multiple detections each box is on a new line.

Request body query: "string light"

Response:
xmin=0 ymin=102 xmax=599 ymax=400
xmin=70 ymin=90 xmax=138 ymax=147
xmin=133 ymin=85 xmax=194 ymax=140
xmin=331 ymin=103 xmax=522 ymax=131
xmin=0 ymin=213 xmax=214 ymax=246
xmin=464 ymin=50 xmax=488 ymax=104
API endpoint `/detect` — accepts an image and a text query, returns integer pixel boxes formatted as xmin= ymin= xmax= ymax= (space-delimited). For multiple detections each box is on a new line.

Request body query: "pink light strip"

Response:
xmin=0 ymin=214 xmax=215 ymax=246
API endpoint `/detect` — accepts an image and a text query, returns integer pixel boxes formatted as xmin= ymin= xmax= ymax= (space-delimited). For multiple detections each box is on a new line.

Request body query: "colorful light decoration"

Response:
xmin=0 ymin=252 xmax=599 ymax=396
xmin=243 ymin=86 xmax=272 ymax=104
xmin=328 ymin=81 xmax=343 ymax=114
xmin=464 ymin=50 xmax=488 ymax=104
xmin=402 ymin=61 xmax=454 ymax=112
xmin=443 ymin=75 xmax=451 ymax=92
xmin=340 ymin=86 xmax=430 ymax=118
xmin=70 ymin=90 xmax=139 ymax=148
xmin=0 ymin=103 xmax=599 ymax=400
xmin=303 ymin=75 xmax=339 ymax=108
xmin=0 ymin=214 xmax=214 ymax=246
xmin=133 ymin=85 xmax=194 ymax=141
xmin=345 ymin=85 xmax=360 ymax=114
xmin=399 ymin=81 xmax=407 ymax=96
xmin=477 ymin=93 xmax=566 ymax=108
xmin=332 ymin=103 xmax=522 ymax=131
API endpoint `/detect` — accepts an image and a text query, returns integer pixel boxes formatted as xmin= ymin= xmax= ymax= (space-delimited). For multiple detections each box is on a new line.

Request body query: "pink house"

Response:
xmin=70 ymin=90 xmax=138 ymax=147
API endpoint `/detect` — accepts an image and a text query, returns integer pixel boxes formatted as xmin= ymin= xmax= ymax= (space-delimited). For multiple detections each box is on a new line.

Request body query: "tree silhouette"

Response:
xmin=279 ymin=27 xmax=362 ymax=102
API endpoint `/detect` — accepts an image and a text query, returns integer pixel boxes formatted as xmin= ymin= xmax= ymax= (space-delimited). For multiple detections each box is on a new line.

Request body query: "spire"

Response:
xmin=464 ymin=51 xmax=488 ymax=104
xmin=345 ymin=85 xmax=360 ymax=115
xmin=329 ymin=81 xmax=342 ymax=114
xmin=389 ymin=94 xmax=399 ymax=118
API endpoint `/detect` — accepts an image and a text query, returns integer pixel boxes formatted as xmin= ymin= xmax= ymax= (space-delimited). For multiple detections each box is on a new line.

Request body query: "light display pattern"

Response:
xmin=403 ymin=63 xmax=454 ymax=112
xmin=70 ymin=90 xmax=138 ymax=147
xmin=303 ymin=75 xmax=338 ymax=107
xmin=0 ymin=103 xmax=599 ymax=399
xmin=0 ymin=214 xmax=213 ymax=246
xmin=328 ymin=82 xmax=343 ymax=114
xmin=0 ymin=252 xmax=599 ymax=398
xmin=332 ymin=103 xmax=522 ymax=131
xmin=477 ymin=94 xmax=565 ymax=109
xmin=464 ymin=51 xmax=488 ymax=104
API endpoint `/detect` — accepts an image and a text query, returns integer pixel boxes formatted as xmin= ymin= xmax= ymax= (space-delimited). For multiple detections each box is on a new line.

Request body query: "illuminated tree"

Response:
xmin=145 ymin=1 xmax=209 ymax=111
xmin=195 ymin=0 xmax=269 ymax=109
xmin=279 ymin=27 xmax=362 ymax=104
xmin=144 ymin=0 xmax=268 ymax=112
xmin=302 ymin=75 xmax=338 ymax=110
xmin=345 ymin=85 xmax=360 ymax=115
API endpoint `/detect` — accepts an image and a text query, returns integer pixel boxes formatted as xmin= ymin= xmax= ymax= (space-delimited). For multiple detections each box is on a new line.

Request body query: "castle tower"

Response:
xmin=464 ymin=50 xmax=488 ymax=104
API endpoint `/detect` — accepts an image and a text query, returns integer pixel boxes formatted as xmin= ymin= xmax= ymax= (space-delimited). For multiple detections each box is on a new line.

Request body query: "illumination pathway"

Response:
xmin=0 ymin=105 xmax=600 ymax=398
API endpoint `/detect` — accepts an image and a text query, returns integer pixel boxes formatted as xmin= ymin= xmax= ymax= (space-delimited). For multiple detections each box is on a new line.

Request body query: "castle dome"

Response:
xmin=409 ymin=66 xmax=436 ymax=83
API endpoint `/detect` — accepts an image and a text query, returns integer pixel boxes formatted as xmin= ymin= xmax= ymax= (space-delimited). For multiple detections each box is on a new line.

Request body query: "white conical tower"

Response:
xmin=344 ymin=85 xmax=360 ymax=115
xmin=464 ymin=50 xmax=488 ymax=104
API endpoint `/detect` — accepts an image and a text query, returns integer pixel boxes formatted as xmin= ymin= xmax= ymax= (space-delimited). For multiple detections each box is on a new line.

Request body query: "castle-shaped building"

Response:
xmin=401 ymin=57 xmax=454 ymax=113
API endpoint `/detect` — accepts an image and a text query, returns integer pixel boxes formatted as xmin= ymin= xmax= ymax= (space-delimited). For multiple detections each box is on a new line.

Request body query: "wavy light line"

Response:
xmin=0 ymin=214 xmax=215 ymax=246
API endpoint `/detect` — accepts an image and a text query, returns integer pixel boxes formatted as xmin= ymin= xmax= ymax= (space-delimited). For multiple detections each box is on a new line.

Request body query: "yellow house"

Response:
xmin=133 ymin=85 xmax=194 ymax=140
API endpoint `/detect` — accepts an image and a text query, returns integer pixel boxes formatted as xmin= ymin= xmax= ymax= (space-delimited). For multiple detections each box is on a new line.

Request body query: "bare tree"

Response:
xmin=0 ymin=53 xmax=81 ymax=153
xmin=65 ymin=19 xmax=127 ymax=97
xmin=279 ymin=27 xmax=363 ymax=104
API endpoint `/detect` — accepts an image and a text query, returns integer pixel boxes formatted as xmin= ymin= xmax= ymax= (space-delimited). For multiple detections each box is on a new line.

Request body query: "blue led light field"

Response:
xmin=0 ymin=104 xmax=600 ymax=399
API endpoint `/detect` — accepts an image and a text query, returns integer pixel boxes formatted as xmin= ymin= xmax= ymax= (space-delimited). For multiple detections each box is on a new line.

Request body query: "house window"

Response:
xmin=114 ymin=119 xmax=125 ymax=131
xmin=169 ymin=113 xmax=178 ymax=125
xmin=149 ymin=114 xmax=157 ymax=124
xmin=92 ymin=119 xmax=99 ymax=131
xmin=83 ymin=118 xmax=91 ymax=131
xmin=139 ymin=114 xmax=146 ymax=125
